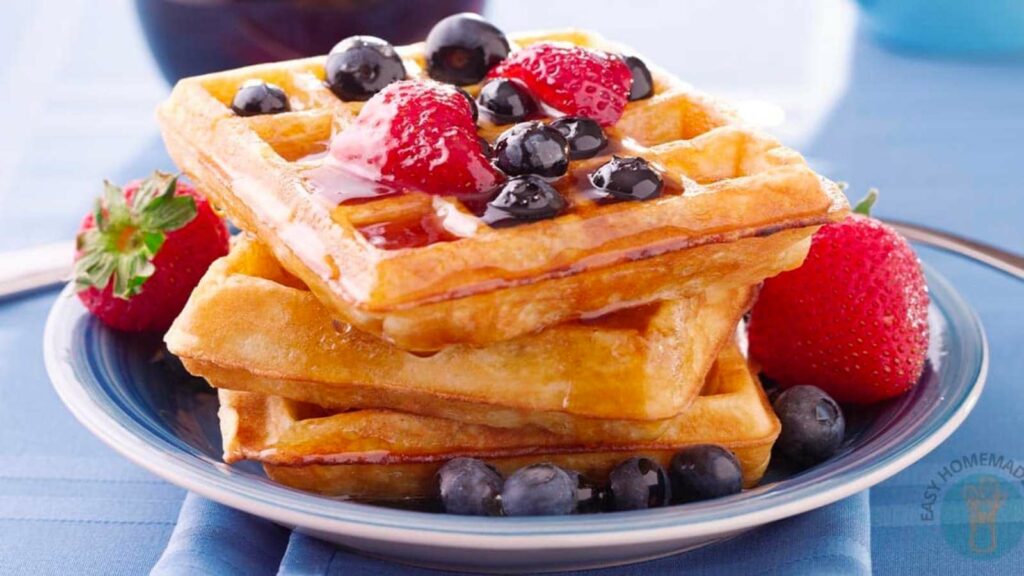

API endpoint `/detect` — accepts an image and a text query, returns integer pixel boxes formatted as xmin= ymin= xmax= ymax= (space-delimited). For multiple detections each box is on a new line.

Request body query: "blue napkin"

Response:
xmin=152 ymin=492 xmax=870 ymax=575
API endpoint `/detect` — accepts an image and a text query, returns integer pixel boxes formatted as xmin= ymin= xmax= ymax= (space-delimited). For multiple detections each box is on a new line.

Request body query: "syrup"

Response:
xmin=357 ymin=215 xmax=457 ymax=251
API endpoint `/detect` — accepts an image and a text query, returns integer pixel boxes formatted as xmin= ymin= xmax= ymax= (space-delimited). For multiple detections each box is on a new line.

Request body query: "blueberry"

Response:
xmin=571 ymin=472 xmax=608 ymax=513
xmin=426 ymin=13 xmax=510 ymax=85
xmin=589 ymin=156 xmax=663 ymax=201
xmin=456 ymin=87 xmax=479 ymax=123
xmin=325 ymin=36 xmax=406 ymax=101
xmin=482 ymin=176 xmax=568 ymax=226
xmin=478 ymin=136 xmax=493 ymax=158
xmin=609 ymin=457 xmax=671 ymax=511
xmin=494 ymin=121 xmax=570 ymax=177
xmin=550 ymin=117 xmax=608 ymax=160
xmin=772 ymin=385 xmax=845 ymax=468
xmin=501 ymin=463 xmax=578 ymax=516
xmin=437 ymin=458 xmax=502 ymax=516
xmin=231 ymin=79 xmax=289 ymax=116
xmin=478 ymin=79 xmax=536 ymax=125
xmin=624 ymin=55 xmax=654 ymax=101
xmin=669 ymin=445 xmax=743 ymax=503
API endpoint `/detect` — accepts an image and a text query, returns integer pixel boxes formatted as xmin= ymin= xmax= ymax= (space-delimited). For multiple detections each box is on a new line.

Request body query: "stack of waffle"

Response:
xmin=159 ymin=29 xmax=848 ymax=500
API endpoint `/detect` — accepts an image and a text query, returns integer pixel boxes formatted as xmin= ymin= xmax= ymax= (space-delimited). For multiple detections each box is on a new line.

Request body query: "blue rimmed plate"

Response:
xmin=43 ymin=263 xmax=987 ymax=573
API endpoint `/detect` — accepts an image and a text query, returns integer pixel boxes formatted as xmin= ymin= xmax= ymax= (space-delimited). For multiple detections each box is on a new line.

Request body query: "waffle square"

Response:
xmin=158 ymin=29 xmax=847 ymax=350
xmin=219 ymin=341 xmax=779 ymax=499
xmin=167 ymin=236 xmax=756 ymax=441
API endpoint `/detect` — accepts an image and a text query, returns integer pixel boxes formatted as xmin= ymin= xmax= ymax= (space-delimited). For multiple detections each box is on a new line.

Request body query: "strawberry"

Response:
xmin=328 ymin=79 xmax=502 ymax=197
xmin=487 ymin=43 xmax=632 ymax=126
xmin=747 ymin=191 xmax=930 ymax=404
xmin=74 ymin=172 xmax=230 ymax=332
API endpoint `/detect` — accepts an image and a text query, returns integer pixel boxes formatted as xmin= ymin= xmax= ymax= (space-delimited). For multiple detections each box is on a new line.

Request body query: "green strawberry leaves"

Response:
xmin=74 ymin=171 xmax=198 ymax=299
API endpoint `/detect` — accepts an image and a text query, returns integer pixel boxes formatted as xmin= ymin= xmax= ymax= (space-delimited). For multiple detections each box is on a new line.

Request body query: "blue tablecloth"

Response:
xmin=1 ymin=1 xmax=1021 ymax=574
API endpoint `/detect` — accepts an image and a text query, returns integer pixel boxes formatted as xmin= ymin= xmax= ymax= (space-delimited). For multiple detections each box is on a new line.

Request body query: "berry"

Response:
xmin=477 ymin=79 xmax=536 ymax=125
xmin=328 ymin=80 xmax=502 ymax=197
xmin=455 ymin=87 xmax=479 ymax=123
xmin=747 ymin=191 xmax=930 ymax=404
xmin=572 ymin=473 xmax=608 ymax=513
xmin=482 ymin=176 xmax=567 ymax=227
xmin=437 ymin=458 xmax=502 ymax=516
xmin=608 ymin=457 xmax=671 ymax=511
xmin=773 ymin=386 xmax=846 ymax=468
xmin=477 ymin=136 xmax=493 ymax=158
xmin=325 ymin=36 xmax=406 ymax=101
xmin=669 ymin=445 xmax=743 ymax=503
xmin=550 ymin=117 xmax=607 ymax=160
xmin=74 ymin=172 xmax=230 ymax=332
xmin=231 ymin=79 xmax=289 ymax=116
xmin=623 ymin=56 xmax=654 ymax=101
xmin=488 ymin=43 xmax=632 ymax=126
xmin=589 ymin=156 xmax=663 ymax=201
xmin=501 ymin=463 xmax=577 ymax=516
xmin=493 ymin=121 xmax=569 ymax=177
xmin=425 ymin=13 xmax=509 ymax=85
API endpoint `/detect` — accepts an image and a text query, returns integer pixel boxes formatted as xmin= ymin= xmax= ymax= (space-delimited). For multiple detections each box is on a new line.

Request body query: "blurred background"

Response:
xmin=0 ymin=1 xmax=1022 ymax=572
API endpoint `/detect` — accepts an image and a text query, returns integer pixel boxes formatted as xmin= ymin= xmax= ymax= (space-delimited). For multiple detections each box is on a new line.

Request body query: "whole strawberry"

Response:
xmin=74 ymin=172 xmax=229 ymax=332
xmin=488 ymin=42 xmax=632 ymax=126
xmin=748 ymin=192 xmax=929 ymax=404
xmin=328 ymin=79 xmax=502 ymax=197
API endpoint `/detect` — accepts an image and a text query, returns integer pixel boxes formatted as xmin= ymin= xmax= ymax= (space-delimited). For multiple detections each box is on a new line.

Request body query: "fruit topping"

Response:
xmin=772 ymin=386 xmax=846 ymax=468
xmin=426 ymin=13 xmax=510 ymax=85
xmin=325 ymin=36 xmax=406 ymax=101
xmin=501 ymin=463 xmax=577 ymax=516
xmin=493 ymin=121 xmax=569 ymax=177
xmin=328 ymin=79 xmax=502 ymax=197
xmin=74 ymin=172 xmax=230 ymax=332
xmin=231 ymin=79 xmax=290 ymax=116
xmin=747 ymin=190 xmax=930 ymax=404
xmin=550 ymin=117 xmax=607 ymax=160
xmin=608 ymin=457 xmax=671 ymax=511
xmin=477 ymin=79 xmax=537 ymax=125
xmin=589 ymin=156 xmax=663 ymax=201
xmin=572 ymin=472 xmax=608 ymax=513
xmin=669 ymin=445 xmax=743 ymax=503
xmin=623 ymin=55 xmax=654 ymax=101
xmin=455 ymin=87 xmax=479 ymax=122
xmin=482 ymin=176 xmax=568 ymax=226
xmin=488 ymin=42 xmax=632 ymax=126
xmin=437 ymin=458 xmax=503 ymax=516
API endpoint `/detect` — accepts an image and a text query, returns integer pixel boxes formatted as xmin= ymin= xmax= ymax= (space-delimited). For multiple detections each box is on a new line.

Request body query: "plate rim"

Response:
xmin=43 ymin=264 xmax=988 ymax=550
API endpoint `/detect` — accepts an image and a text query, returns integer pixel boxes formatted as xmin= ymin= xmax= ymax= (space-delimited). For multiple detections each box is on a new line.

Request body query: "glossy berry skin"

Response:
xmin=494 ymin=121 xmax=570 ymax=177
xmin=437 ymin=458 xmax=502 ymax=516
xmin=773 ymin=386 xmax=846 ymax=468
xmin=501 ymin=463 xmax=577 ymax=516
xmin=483 ymin=176 xmax=567 ymax=226
xmin=550 ymin=117 xmax=607 ymax=160
xmin=455 ymin=87 xmax=479 ymax=123
xmin=325 ymin=36 xmax=406 ymax=101
xmin=669 ymin=445 xmax=743 ymax=503
xmin=488 ymin=43 xmax=632 ymax=126
xmin=589 ymin=156 xmax=663 ymax=201
xmin=747 ymin=214 xmax=930 ymax=404
xmin=624 ymin=55 xmax=654 ymax=101
xmin=425 ymin=13 xmax=510 ymax=85
xmin=328 ymin=80 xmax=502 ymax=197
xmin=608 ymin=457 xmax=671 ymax=511
xmin=477 ymin=79 xmax=536 ymax=125
xmin=231 ymin=80 xmax=289 ymax=116
xmin=75 ymin=176 xmax=230 ymax=332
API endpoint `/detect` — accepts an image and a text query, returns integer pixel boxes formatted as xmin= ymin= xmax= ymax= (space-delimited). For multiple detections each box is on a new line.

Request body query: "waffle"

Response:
xmin=219 ymin=341 xmax=778 ymax=500
xmin=167 ymin=236 xmax=756 ymax=440
xmin=158 ymin=29 xmax=848 ymax=351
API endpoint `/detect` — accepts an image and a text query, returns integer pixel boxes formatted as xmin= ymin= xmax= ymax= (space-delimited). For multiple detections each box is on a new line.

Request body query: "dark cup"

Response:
xmin=135 ymin=0 xmax=485 ymax=84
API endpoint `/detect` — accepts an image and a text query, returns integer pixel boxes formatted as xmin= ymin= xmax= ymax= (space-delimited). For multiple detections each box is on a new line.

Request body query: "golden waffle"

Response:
xmin=158 ymin=29 xmax=848 ymax=351
xmin=167 ymin=236 xmax=756 ymax=441
xmin=219 ymin=341 xmax=779 ymax=500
